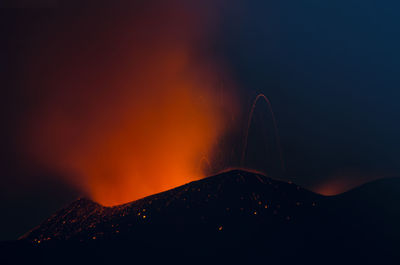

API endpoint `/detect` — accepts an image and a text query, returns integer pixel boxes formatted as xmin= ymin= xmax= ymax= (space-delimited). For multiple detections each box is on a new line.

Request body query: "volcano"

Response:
xmin=2 ymin=169 xmax=400 ymax=264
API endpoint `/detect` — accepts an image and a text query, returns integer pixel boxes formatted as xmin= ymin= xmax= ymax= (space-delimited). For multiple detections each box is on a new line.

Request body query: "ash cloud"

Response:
xmin=19 ymin=1 xmax=236 ymax=206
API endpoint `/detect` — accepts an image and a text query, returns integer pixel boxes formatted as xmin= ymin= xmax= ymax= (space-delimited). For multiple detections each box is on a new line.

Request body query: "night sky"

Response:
xmin=2 ymin=0 xmax=400 ymax=240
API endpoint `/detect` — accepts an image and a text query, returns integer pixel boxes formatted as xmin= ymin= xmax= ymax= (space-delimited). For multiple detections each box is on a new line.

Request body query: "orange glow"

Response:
xmin=21 ymin=3 xmax=235 ymax=206
xmin=313 ymin=172 xmax=383 ymax=196
xmin=315 ymin=179 xmax=353 ymax=196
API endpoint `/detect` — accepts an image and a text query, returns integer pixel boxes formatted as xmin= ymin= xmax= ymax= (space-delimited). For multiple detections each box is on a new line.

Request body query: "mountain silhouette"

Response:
xmin=2 ymin=169 xmax=400 ymax=264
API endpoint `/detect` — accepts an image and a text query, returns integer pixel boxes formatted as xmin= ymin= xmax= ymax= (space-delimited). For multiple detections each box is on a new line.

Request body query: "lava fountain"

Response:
xmin=19 ymin=2 xmax=236 ymax=206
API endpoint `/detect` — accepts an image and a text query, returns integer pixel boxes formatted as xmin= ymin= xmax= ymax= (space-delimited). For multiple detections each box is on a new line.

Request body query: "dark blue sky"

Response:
xmin=215 ymin=0 xmax=400 ymax=185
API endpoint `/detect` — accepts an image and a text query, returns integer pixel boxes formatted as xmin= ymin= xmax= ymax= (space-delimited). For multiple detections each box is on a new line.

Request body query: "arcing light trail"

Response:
xmin=241 ymin=93 xmax=285 ymax=174
xmin=198 ymin=156 xmax=212 ymax=175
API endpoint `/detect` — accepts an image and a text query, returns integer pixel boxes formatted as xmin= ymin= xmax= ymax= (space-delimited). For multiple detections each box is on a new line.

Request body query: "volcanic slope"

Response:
xmin=21 ymin=169 xmax=321 ymax=245
xmin=6 ymin=170 xmax=400 ymax=264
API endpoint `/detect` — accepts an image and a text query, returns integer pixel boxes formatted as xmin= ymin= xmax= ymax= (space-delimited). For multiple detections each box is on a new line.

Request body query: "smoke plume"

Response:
xmin=21 ymin=2 xmax=235 ymax=206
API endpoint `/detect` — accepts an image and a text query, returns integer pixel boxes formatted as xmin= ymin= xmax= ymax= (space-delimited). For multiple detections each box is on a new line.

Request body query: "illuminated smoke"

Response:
xmin=20 ymin=2 xmax=236 ymax=206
